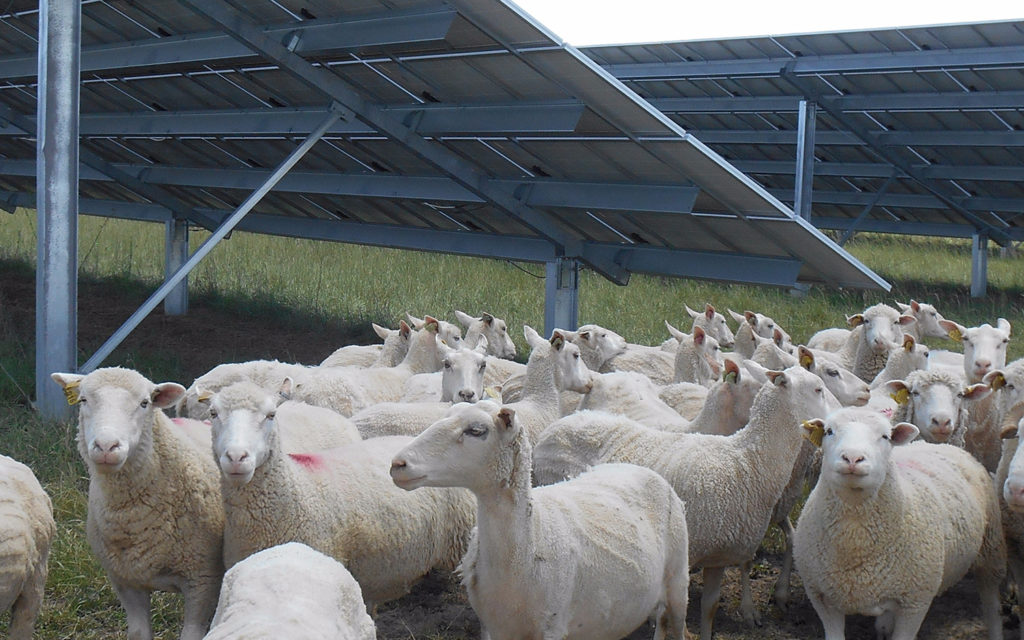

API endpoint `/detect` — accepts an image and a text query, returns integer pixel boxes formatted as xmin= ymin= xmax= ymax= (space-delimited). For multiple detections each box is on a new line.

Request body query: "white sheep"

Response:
xmin=179 ymin=359 xmax=314 ymax=420
xmin=577 ymin=371 xmax=691 ymax=431
xmin=728 ymin=308 xmax=793 ymax=358
xmin=289 ymin=317 xmax=447 ymax=416
xmin=406 ymin=312 xmax=464 ymax=348
xmin=399 ymin=339 xmax=489 ymax=403
xmin=929 ymin=318 xmax=1012 ymax=384
xmin=0 ymin=454 xmax=55 ymax=640
xmin=454 ymin=310 xmax=517 ymax=359
xmin=663 ymin=323 xmax=723 ymax=386
xmin=811 ymin=303 xmax=915 ymax=382
xmin=797 ymin=346 xmax=871 ymax=407
xmin=51 ymin=367 xmax=225 ymax=640
xmin=870 ymin=334 xmax=930 ymax=389
xmin=533 ymin=365 xmax=840 ymax=640
xmin=351 ymin=342 xmax=490 ymax=438
xmin=601 ymin=343 xmax=677 ymax=386
xmin=203 ymin=383 xmax=475 ymax=609
xmin=319 ymin=321 xmax=411 ymax=368
xmin=897 ymin=299 xmax=952 ymax=341
xmin=794 ymin=407 xmax=1005 ymax=640
xmin=391 ymin=401 xmax=690 ymax=640
xmin=684 ymin=303 xmax=736 ymax=348
xmin=884 ymin=369 xmax=990 ymax=447
xmin=750 ymin=331 xmax=799 ymax=370
xmin=563 ymin=323 xmax=628 ymax=370
xmin=202 ymin=542 xmax=375 ymax=640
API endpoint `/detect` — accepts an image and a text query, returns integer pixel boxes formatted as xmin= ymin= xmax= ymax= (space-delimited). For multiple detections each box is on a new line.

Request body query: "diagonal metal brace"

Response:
xmin=80 ymin=107 xmax=343 ymax=373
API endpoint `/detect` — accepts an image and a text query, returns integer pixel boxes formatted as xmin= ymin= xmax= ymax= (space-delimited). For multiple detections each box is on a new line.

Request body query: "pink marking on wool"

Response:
xmin=881 ymin=408 xmax=894 ymax=419
xmin=171 ymin=418 xmax=187 ymax=427
xmin=288 ymin=453 xmax=324 ymax=470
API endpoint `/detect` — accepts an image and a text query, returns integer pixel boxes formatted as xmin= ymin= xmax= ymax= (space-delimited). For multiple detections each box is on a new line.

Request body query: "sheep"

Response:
xmin=406 ymin=312 xmax=465 ymax=348
xmin=685 ymin=303 xmax=736 ymax=349
xmin=50 ymin=367 xmax=225 ymax=640
xmin=929 ymin=318 xmax=1012 ymax=384
xmin=577 ymin=371 xmax=691 ymax=431
xmin=288 ymin=317 xmax=447 ymax=416
xmin=601 ymin=344 xmax=678 ymax=386
xmin=319 ymin=321 xmax=411 ymax=368
xmin=399 ymin=339 xmax=489 ymax=403
xmin=797 ymin=346 xmax=871 ymax=408
xmin=503 ymin=326 xmax=594 ymax=442
xmin=751 ymin=331 xmax=799 ymax=370
xmin=897 ymin=299 xmax=952 ymax=341
xmin=454 ymin=310 xmax=517 ymax=359
xmin=202 ymin=382 xmax=475 ymax=609
xmin=814 ymin=303 xmax=915 ymax=383
xmin=870 ymin=333 xmax=930 ymax=389
xmin=657 ymin=357 xmax=767 ymax=422
xmin=883 ymin=369 xmax=990 ymax=447
xmin=663 ymin=323 xmax=723 ymax=386
xmin=351 ymin=343 xmax=492 ymax=439
xmin=178 ymin=359 xmax=314 ymax=420
xmin=390 ymin=401 xmax=690 ymax=640
xmin=202 ymin=542 xmax=375 ymax=640
xmin=729 ymin=309 xmax=793 ymax=358
xmin=794 ymin=407 xmax=1005 ymax=640
xmin=533 ymin=365 xmax=840 ymax=640
xmin=0 ymin=454 xmax=55 ymax=640
xmin=563 ymin=323 xmax=628 ymax=370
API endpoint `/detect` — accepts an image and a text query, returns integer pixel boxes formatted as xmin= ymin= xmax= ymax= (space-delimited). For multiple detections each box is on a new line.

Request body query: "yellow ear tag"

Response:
xmin=63 ymin=380 xmax=81 ymax=406
xmin=799 ymin=353 xmax=814 ymax=368
xmin=484 ymin=386 xmax=501 ymax=400
xmin=890 ymin=388 xmax=910 ymax=405
xmin=801 ymin=420 xmax=824 ymax=447
xmin=949 ymin=328 xmax=963 ymax=342
xmin=724 ymin=370 xmax=738 ymax=384
xmin=991 ymin=374 xmax=1007 ymax=391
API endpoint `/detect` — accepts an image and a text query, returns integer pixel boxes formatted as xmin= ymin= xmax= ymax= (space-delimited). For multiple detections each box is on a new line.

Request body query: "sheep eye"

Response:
xmin=78 ymin=397 xmax=87 ymax=404
xmin=573 ymin=353 xmax=580 ymax=359
xmin=1002 ymin=339 xmax=1009 ymax=345
xmin=140 ymin=399 xmax=150 ymax=409
xmin=815 ymin=387 xmax=823 ymax=394
xmin=882 ymin=434 xmax=890 ymax=441
xmin=479 ymin=363 xmax=487 ymax=371
xmin=930 ymin=311 xmax=937 ymax=317
xmin=266 ymin=412 xmax=276 ymax=421
xmin=1008 ymin=384 xmax=1016 ymax=390
xmin=912 ymin=390 xmax=920 ymax=396
xmin=956 ymin=392 xmax=964 ymax=399
xmin=443 ymin=361 xmax=452 ymax=369
xmin=824 ymin=428 xmax=833 ymax=436
xmin=826 ymin=369 xmax=839 ymax=377
xmin=208 ymin=409 xmax=218 ymax=418
xmin=464 ymin=426 xmax=488 ymax=438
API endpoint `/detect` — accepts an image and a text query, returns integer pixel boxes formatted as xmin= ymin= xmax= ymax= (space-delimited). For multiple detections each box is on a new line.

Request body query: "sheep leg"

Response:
xmin=1008 ymin=553 xmax=1024 ymax=640
xmin=737 ymin=560 xmax=762 ymax=626
xmin=805 ymin=589 xmax=845 ymax=640
xmin=773 ymin=517 xmax=795 ymax=611
xmin=887 ymin=608 xmax=929 ymax=640
xmin=699 ymin=566 xmax=724 ymax=640
xmin=112 ymin=582 xmax=153 ymax=640
xmin=8 ymin=557 xmax=46 ymax=640
xmin=976 ymin=575 xmax=1005 ymax=640
xmin=180 ymin=578 xmax=220 ymax=640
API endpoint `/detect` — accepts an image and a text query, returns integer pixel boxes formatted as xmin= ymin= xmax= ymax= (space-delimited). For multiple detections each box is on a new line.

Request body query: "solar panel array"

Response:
xmin=0 ymin=0 xmax=885 ymax=289
xmin=584 ymin=20 xmax=1024 ymax=245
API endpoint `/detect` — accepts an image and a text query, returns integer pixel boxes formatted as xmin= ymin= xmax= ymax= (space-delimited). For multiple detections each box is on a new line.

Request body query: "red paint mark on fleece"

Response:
xmin=289 ymin=453 xmax=324 ymax=470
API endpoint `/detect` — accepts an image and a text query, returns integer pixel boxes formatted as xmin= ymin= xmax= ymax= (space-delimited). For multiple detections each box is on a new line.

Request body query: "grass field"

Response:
xmin=1 ymin=208 xmax=1023 ymax=638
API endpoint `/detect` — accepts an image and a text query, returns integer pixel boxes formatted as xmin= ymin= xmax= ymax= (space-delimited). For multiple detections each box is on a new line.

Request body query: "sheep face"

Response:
xmin=52 ymin=368 xmax=185 ymax=474
xmin=686 ymin=304 xmax=735 ymax=349
xmin=849 ymin=304 xmax=915 ymax=354
xmin=987 ymin=364 xmax=1024 ymax=509
xmin=941 ymin=319 xmax=1012 ymax=383
xmin=812 ymin=408 xmax=919 ymax=504
xmin=391 ymin=401 xmax=513 ymax=493
xmin=897 ymin=300 xmax=948 ymax=339
xmin=799 ymin=348 xmax=870 ymax=407
xmin=440 ymin=344 xmax=488 ymax=404
xmin=206 ymin=383 xmax=280 ymax=485
xmin=555 ymin=338 xmax=594 ymax=394
xmin=886 ymin=371 xmax=989 ymax=444
xmin=568 ymin=324 xmax=627 ymax=369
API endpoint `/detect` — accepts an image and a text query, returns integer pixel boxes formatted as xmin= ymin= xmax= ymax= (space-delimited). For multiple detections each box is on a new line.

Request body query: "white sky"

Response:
xmin=511 ymin=0 xmax=1023 ymax=46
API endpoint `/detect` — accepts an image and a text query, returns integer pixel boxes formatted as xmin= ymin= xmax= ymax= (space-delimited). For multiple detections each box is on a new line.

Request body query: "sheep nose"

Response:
xmin=1006 ymin=480 xmax=1024 ymax=509
xmin=225 ymin=450 xmax=249 ymax=463
xmin=840 ymin=453 xmax=866 ymax=471
xmin=931 ymin=416 xmax=953 ymax=437
xmin=458 ymin=390 xmax=477 ymax=403
xmin=391 ymin=459 xmax=407 ymax=471
xmin=92 ymin=438 xmax=122 ymax=453
xmin=974 ymin=359 xmax=992 ymax=374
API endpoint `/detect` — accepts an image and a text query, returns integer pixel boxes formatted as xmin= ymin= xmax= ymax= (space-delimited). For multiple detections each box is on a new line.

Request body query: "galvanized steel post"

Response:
xmin=164 ymin=218 xmax=189 ymax=315
xmin=794 ymin=100 xmax=817 ymax=221
xmin=544 ymin=257 xmax=579 ymax=338
xmin=971 ymin=233 xmax=988 ymax=298
xmin=35 ymin=0 xmax=81 ymax=420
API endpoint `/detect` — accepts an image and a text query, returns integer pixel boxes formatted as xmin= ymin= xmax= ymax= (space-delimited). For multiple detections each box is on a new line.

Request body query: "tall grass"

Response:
xmin=1 ymin=207 xmax=1023 ymax=638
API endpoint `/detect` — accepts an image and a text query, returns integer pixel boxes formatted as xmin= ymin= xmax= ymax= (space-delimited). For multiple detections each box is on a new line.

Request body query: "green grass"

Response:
xmin=1 ymin=207 xmax=1023 ymax=638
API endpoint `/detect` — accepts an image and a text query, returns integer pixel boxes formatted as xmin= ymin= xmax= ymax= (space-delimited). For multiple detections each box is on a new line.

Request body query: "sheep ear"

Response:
xmin=891 ymin=422 xmax=919 ymax=446
xmin=727 ymin=309 xmax=745 ymax=324
xmin=481 ymin=312 xmax=494 ymax=325
xmin=984 ymin=371 xmax=1007 ymax=390
xmin=998 ymin=318 xmax=1012 ymax=336
xmin=693 ymin=325 xmax=706 ymax=345
xmin=496 ymin=407 xmax=515 ymax=431
xmin=576 ymin=330 xmax=590 ymax=342
xmin=962 ymin=384 xmax=992 ymax=402
xmin=798 ymin=346 xmax=815 ymax=370
xmin=51 ymin=372 xmax=84 ymax=405
xmin=744 ymin=310 xmax=758 ymax=326
xmin=847 ymin=314 xmax=865 ymax=328
xmin=371 ymin=323 xmax=391 ymax=340
xmin=1001 ymin=423 xmax=1020 ymax=439
xmin=773 ymin=328 xmax=786 ymax=346
xmin=704 ymin=304 xmax=715 ymax=321
xmin=684 ymin=304 xmax=699 ymax=319
xmin=723 ymin=357 xmax=740 ymax=383
xmin=939 ymin=319 xmax=965 ymax=342
xmin=474 ymin=336 xmax=489 ymax=355
xmin=902 ymin=334 xmax=916 ymax=351
xmin=454 ymin=310 xmax=475 ymax=328
xmin=152 ymin=383 xmax=186 ymax=409
xmin=523 ymin=325 xmax=544 ymax=349
xmin=895 ymin=301 xmax=911 ymax=313
xmin=886 ymin=380 xmax=910 ymax=405
xmin=278 ymin=377 xmax=293 ymax=402
xmin=196 ymin=387 xmax=213 ymax=405
xmin=423 ymin=316 xmax=439 ymax=334
xmin=801 ymin=419 xmax=825 ymax=447
xmin=549 ymin=331 xmax=566 ymax=351
xmin=910 ymin=300 xmax=922 ymax=312
xmin=898 ymin=314 xmax=916 ymax=327
xmin=766 ymin=370 xmax=786 ymax=387
xmin=406 ymin=312 xmax=424 ymax=328
xmin=664 ymin=320 xmax=687 ymax=342
xmin=399 ymin=320 xmax=412 ymax=338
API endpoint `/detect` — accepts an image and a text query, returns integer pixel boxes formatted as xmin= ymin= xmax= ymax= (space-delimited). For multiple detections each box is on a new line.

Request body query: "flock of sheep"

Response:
xmin=2 ymin=302 xmax=1023 ymax=639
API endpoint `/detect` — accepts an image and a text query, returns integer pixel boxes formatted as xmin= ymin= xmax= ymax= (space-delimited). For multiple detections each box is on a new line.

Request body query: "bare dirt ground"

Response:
xmin=4 ymin=265 xmax=1012 ymax=640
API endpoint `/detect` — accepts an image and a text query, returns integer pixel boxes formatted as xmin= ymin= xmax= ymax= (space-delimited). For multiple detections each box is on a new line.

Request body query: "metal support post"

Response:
xmin=544 ymin=258 xmax=579 ymax=338
xmin=794 ymin=100 xmax=817 ymax=221
xmin=971 ymin=233 xmax=989 ymax=298
xmin=164 ymin=218 xmax=190 ymax=315
xmin=80 ymin=106 xmax=342 ymax=373
xmin=35 ymin=0 xmax=81 ymax=420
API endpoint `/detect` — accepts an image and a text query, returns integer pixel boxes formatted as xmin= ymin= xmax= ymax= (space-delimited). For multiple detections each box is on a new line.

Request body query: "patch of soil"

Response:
xmin=1 ymin=262 xmax=1012 ymax=639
